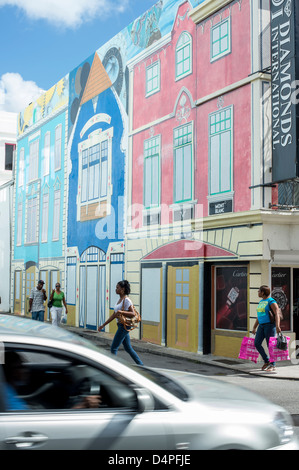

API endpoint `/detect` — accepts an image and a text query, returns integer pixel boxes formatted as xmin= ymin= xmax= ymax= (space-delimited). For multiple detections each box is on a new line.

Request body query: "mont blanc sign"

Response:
xmin=271 ymin=0 xmax=299 ymax=182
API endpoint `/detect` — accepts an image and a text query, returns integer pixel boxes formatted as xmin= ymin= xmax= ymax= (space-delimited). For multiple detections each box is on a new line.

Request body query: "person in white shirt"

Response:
xmin=98 ymin=280 xmax=143 ymax=365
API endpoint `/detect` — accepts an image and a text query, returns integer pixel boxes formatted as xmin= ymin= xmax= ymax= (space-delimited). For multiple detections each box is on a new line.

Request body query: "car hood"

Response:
xmin=156 ymin=368 xmax=272 ymax=408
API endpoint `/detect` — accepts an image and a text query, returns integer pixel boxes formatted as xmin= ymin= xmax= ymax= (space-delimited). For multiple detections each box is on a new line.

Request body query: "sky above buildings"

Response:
xmin=0 ymin=0 xmax=158 ymax=113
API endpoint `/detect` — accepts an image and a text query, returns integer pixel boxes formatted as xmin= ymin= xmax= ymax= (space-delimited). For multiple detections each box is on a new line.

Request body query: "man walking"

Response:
xmin=29 ymin=280 xmax=47 ymax=322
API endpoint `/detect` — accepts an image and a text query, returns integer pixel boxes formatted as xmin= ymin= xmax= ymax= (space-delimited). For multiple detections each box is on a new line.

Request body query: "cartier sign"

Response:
xmin=270 ymin=0 xmax=299 ymax=182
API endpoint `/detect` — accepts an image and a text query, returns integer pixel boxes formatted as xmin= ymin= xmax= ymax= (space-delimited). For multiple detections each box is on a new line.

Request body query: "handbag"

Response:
xmin=269 ymin=335 xmax=290 ymax=362
xmin=118 ymin=299 xmax=141 ymax=331
xmin=238 ymin=336 xmax=259 ymax=363
xmin=47 ymin=300 xmax=53 ymax=309
xmin=277 ymin=332 xmax=288 ymax=351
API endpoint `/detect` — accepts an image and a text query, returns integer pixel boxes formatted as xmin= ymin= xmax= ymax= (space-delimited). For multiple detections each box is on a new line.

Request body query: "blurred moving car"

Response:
xmin=0 ymin=314 xmax=297 ymax=450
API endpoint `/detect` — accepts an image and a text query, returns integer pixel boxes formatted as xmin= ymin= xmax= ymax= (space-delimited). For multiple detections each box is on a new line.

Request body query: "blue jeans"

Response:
xmin=32 ymin=310 xmax=44 ymax=322
xmin=111 ymin=324 xmax=143 ymax=365
xmin=254 ymin=323 xmax=276 ymax=365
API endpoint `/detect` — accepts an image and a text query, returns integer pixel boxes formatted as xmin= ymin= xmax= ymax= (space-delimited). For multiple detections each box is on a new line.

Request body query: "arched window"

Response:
xmin=175 ymin=32 xmax=192 ymax=81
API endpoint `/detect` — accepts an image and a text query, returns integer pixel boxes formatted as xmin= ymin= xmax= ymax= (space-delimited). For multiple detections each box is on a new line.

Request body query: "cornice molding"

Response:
xmin=189 ymin=0 xmax=234 ymax=24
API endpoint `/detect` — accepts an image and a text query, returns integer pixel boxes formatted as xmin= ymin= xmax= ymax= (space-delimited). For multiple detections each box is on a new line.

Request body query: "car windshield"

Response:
xmin=131 ymin=365 xmax=189 ymax=401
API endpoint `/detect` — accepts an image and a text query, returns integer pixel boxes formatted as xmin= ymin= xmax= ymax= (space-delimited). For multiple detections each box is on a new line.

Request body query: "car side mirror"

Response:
xmin=134 ymin=387 xmax=155 ymax=413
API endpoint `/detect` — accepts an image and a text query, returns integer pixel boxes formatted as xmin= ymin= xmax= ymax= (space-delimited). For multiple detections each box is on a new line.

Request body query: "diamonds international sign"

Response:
xmin=271 ymin=0 xmax=299 ymax=182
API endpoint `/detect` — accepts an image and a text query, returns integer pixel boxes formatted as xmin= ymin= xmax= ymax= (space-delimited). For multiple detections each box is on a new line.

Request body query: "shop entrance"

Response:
xmin=293 ymin=269 xmax=299 ymax=340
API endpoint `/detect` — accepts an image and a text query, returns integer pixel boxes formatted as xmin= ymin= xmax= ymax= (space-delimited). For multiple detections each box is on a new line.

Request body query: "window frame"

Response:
xmin=208 ymin=106 xmax=233 ymax=199
xmin=143 ymin=135 xmax=161 ymax=210
xmin=173 ymin=122 xmax=194 ymax=205
xmin=28 ymin=139 xmax=39 ymax=183
xmin=54 ymin=124 xmax=62 ymax=172
xmin=175 ymin=31 xmax=193 ymax=81
xmin=210 ymin=17 xmax=231 ymax=63
xmin=43 ymin=131 xmax=51 ymax=176
xmin=146 ymin=60 xmax=161 ymax=97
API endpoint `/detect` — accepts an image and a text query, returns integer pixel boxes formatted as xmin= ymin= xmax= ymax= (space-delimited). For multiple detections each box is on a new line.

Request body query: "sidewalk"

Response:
xmin=64 ymin=325 xmax=299 ymax=381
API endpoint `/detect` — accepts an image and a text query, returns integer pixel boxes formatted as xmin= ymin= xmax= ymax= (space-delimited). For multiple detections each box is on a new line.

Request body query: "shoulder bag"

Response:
xmin=118 ymin=299 xmax=141 ymax=331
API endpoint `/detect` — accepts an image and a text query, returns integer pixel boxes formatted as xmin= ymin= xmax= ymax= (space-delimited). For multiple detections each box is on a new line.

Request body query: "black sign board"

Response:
xmin=209 ymin=199 xmax=232 ymax=215
xmin=270 ymin=0 xmax=299 ymax=182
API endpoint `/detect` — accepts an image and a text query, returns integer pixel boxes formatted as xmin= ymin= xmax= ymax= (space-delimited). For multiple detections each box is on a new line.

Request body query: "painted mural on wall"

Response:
xmin=13 ymin=75 xmax=68 ymax=318
xmin=11 ymin=0 xmax=257 ymax=357
xmin=67 ymin=51 xmax=127 ymax=330
xmin=18 ymin=76 xmax=69 ymax=136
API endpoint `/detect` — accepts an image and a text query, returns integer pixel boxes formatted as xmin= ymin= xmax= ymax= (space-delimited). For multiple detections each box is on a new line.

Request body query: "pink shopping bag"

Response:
xmin=269 ymin=336 xmax=290 ymax=362
xmin=238 ymin=336 xmax=259 ymax=363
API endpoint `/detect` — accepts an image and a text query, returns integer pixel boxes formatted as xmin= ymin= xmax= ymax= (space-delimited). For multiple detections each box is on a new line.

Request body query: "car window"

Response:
xmin=132 ymin=366 xmax=189 ymax=401
xmin=1 ymin=345 xmax=138 ymax=413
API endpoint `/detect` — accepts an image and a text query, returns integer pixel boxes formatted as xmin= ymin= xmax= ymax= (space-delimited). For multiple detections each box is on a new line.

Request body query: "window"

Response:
xmin=78 ymin=126 xmax=113 ymax=222
xmin=110 ymin=253 xmax=124 ymax=309
xmin=52 ymin=190 xmax=61 ymax=241
xmin=144 ymin=136 xmax=160 ymax=209
xmin=175 ymin=32 xmax=192 ymax=80
xmin=17 ymin=202 xmax=23 ymax=246
xmin=1 ymin=346 xmax=138 ymax=413
xmin=173 ymin=123 xmax=193 ymax=203
xmin=43 ymin=132 xmax=50 ymax=176
xmin=54 ymin=125 xmax=62 ymax=171
xmin=18 ymin=148 xmax=25 ymax=187
xmin=26 ymin=197 xmax=38 ymax=244
xmin=211 ymin=18 xmax=231 ymax=62
xmin=82 ymin=142 xmax=107 ymax=204
xmin=41 ymin=193 xmax=49 ymax=243
xmin=209 ymin=107 xmax=233 ymax=196
xmin=66 ymin=256 xmax=77 ymax=306
xmin=5 ymin=144 xmax=15 ymax=171
xmin=146 ymin=61 xmax=160 ymax=96
xmin=29 ymin=140 xmax=39 ymax=182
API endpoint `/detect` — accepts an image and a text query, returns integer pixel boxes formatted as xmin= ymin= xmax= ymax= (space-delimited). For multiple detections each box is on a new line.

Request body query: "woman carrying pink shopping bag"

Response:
xmin=252 ymin=285 xmax=281 ymax=372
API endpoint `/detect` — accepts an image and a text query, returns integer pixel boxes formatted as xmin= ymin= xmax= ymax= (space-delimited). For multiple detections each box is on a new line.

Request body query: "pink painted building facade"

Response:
xmin=125 ymin=0 xmax=290 ymax=358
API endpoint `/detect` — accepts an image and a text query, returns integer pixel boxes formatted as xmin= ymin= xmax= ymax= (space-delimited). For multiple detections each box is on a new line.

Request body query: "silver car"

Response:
xmin=0 ymin=314 xmax=297 ymax=450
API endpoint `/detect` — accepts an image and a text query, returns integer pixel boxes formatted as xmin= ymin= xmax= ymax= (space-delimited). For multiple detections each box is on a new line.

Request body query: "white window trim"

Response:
xmin=43 ymin=131 xmax=51 ymax=176
xmin=208 ymin=105 xmax=234 ymax=202
xmin=175 ymin=31 xmax=193 ymax=82
xmin=210 ymin=16 xmax=231 ymax=63
xmin=77 ymin=127 xmax=113 ymax=221
xmin=52 ymin=189 xmax=61 ymax=241
xmin=18 ymin=148 xmax=25 ymax=187
xmin=41 ymin=192 xmax=49 ymax=243
xmin=54 ymin=124 xmax=62 ymax=171
xmin=29 ymin=139 xmax=39 ymax=183
xmin=146 ymin=60 xmax=161 ymax=97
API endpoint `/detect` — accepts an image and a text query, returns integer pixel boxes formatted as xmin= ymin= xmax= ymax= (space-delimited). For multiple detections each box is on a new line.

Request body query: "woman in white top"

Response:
xmin=98 ymin=280 xmax=143 ymax=365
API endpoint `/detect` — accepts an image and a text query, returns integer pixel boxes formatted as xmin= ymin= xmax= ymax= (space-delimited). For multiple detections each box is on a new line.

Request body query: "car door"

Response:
xmin=0 ymin=345 xmax=170 ymax=450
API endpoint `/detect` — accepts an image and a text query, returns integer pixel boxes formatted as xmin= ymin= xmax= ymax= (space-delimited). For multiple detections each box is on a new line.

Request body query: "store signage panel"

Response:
xmin=270 ymin=0 xmax=299 ymax=182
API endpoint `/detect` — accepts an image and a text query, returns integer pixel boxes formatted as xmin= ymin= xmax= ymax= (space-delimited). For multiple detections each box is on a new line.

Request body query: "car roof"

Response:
xmin=0 ymin=314 xmax=96 ymax=350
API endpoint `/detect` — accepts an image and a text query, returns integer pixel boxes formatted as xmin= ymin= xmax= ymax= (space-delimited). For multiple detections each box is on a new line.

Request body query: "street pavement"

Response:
xmin=64 ymin=325 xmax=299 ymax=381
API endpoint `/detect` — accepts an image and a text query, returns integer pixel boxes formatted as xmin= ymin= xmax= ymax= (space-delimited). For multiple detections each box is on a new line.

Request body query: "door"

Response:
xmin=167 ymin=265 xmax=199 ymax=352
xmin=25 ymin=266 xmax=36 ymax=316
xmin=14 ymin=271 xmax=23 ymax=315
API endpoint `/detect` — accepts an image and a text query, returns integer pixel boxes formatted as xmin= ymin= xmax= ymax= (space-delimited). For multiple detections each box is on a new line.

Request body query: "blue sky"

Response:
xmin=0 ymin=0 xmax=158 ymax=113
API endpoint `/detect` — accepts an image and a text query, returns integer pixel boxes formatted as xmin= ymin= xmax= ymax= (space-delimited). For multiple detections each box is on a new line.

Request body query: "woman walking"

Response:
xmin=252 ymin=285 xmax=281 ymax=372
xmin=98 ymin=280 xmax=143 ymax=365
xmin=50 ymin=282 xmax=68 ymax=326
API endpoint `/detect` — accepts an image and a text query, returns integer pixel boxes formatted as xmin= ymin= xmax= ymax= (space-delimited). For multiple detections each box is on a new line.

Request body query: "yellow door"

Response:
xmin=14 ymin=270 xmax=23 ymax=315
xmin=167 ymin=265 xmax=199 ymax=352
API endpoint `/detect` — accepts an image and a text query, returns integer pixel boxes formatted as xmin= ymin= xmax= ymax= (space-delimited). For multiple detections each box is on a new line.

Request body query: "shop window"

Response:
xmin=215 ymin=266 xmax=248 ymax=331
